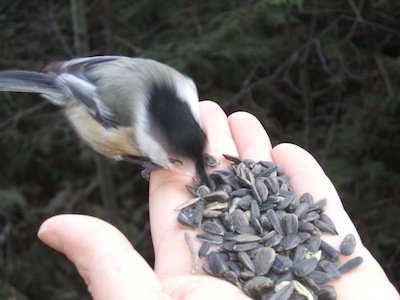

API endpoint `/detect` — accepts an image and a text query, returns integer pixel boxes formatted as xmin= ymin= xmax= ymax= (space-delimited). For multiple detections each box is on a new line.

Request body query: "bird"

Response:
xmin=0 ymin=56 xmax=209 ymax=184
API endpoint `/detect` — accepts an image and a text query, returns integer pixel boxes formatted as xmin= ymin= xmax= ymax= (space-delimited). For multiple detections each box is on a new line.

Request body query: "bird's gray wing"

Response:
xmin=46 ymin=56 xmax=122 ymax=128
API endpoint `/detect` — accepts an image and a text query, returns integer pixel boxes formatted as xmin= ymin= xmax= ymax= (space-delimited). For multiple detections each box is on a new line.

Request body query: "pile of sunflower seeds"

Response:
xmin=177 ymin=155 xmax=363 ymax=300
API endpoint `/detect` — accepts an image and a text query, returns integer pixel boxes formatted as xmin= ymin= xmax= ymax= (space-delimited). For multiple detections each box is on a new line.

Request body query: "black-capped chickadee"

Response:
xmin=0 ymin=56 xmax=209 ymax=184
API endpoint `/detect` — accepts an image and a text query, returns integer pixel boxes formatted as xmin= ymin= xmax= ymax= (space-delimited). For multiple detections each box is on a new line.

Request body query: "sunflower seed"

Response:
xmin=315 ymin=284 xmax=337 ymax=300
xmin=309 ymin=198 xmax=327 ymax=212
xmin=340 ymin=234 xmax=356 ymax=256
xmin=299 ymin=193 xmax=314 ymax=205
xmin=255 ymin=179 xmax=269 ymax=202
xmin=319 ymin=260 xmax=341 ymax=279
xmin=273 ymin=254 xmax=293 ymax=273
xmin=293 ymin=257 xmax=319 ymax=277
xmin=237 ymin=251 xmax=255 ymax=272
xmin=203 ymin=190 xmax=230 ymax=202
xmin=277 ymin=192 xmax=295 ymax=210
xmin=231 ymin=188 xmax=251 ymax=197
xmin=289 ymin=293 xmax=308 ymax=300
xmin=198 ymin=241 xmax=211 ymax=257
xmin=338 ymin=256 xmax=363 ymax=274
xmin=320 ymin=240 xmax=340 ymax=262
xmin=254 ymin=247 xmax=276 ymax=275
xmin=313 ymin=220 xmax=338 ymax=235
xmin=240 ymin=270 xmax=256 ymax=281
xmin=292 ymin=280 xmax=314 ymax=300
xmin=202 ymin=209 xmax=223 ymax=218
xmin=318 ymin=213 xmax=338 ymax=235
xmin=266 ymin=209 xmax=284 ymax=235
xmin=302 ymin=211 xmax=320 ymax=222
xmin=232 ymin=242 xmax=259 ymax=252
xmin=250 ymin=200 xmax=261 ymax=219
xmin=232 ymin=234 xmax=261 ymax=243
xmin=196 ymin=233 xmax=224 ymax=244
xmin=298 ymin=221 xmax=320 ymax=235
xmin=292 ymin=245 xmax=307 ymax=264
xmin=269 ymin=281 xmax=294 ymax=300
xmin=250 ymin=216 xmax=264 ymax=235
xmin=177 ymin=209 xmax=196 ymax=228
xmin=224 ymin=270 xmax=239 ymax=285
xmin=222 ymin=153 xmax=242 ymax=164
xmin=202 ymin=221 xmax=225 ymax=236
xmin=231 ymin=209 xmax=249 ymax=233
xmin=264 ymin=233 xmax=283 ymax=248
xmin=304 ymin=235 xmax=321 ymax=252
xmin=307 ymin=270 xmax=333 ymax=284
xmin=244 ymin=276 xmax=274 ymax=298
xmin=282 ymin=234 xmax=303 ymax=250
xmin=228 ymin=260 xmax=242 ymax=275
xmin=207 ymin=251 xmax=229 ymax=277
xmin=282 ymin=213 xmax=299 ymax=235
xmin=293 ymin=202 xmax=310 ymax=219
xmin=265 ymin=176 xmax=280 ymax=195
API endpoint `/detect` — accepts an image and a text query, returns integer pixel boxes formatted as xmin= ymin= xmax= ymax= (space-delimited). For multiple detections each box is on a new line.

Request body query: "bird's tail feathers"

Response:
xmin=0 ymin=70 xmax=67 ymax=105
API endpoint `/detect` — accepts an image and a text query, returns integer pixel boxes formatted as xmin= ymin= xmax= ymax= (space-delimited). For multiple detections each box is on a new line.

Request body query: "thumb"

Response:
xmin=38 ymin=214 xmax=168 ymax=300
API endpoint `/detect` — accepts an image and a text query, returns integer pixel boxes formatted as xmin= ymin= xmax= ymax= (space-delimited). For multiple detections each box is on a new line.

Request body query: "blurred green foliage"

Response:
xmin=0 ymin=0 xmax=399 ymax=298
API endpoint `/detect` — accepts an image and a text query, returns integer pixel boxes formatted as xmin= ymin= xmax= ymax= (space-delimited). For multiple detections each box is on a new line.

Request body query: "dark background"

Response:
xmin=0 ymin=0 xmax=399 ymax=298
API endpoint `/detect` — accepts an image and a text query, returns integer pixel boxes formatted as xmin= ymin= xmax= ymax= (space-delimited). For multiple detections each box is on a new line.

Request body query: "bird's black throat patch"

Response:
xmin=147 ymin=82 xmax=206 ymax=161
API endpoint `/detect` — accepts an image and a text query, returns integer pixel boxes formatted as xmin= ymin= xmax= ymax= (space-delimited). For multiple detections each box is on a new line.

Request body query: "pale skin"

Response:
xmin=38 ymin=101 xmax=399 ymax=299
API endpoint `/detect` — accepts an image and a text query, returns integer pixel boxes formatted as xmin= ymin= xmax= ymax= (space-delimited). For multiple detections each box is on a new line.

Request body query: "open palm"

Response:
xmin=38 ymin=101 xmax=398 ymax=300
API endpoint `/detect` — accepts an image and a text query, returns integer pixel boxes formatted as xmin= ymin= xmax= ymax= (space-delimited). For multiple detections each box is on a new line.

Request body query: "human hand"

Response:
xmin=38 ymin=101 xmax=399 ymax=299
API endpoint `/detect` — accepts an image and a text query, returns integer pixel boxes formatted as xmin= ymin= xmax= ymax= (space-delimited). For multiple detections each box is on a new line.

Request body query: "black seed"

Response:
xmin=238 ymin=251 xmax=256 ymax=273
xmin=232 ymin=233 xmax=261 ymax=243
xmin=232 ymin=242 xmax=259 ymax=252
xmin=264 ymin=233 xmax=283 ymax=248
xmin=207 ymin=251 xmax=229 ymax=277
xmin=250 ymin=200 xmax=261 ymax=219
xmin=299 ymin=192 xmax=314 ymax=205
xmin=308 ymin=270 xmax=333 ymax=284
xmin=202 ymin=221 xmax=225 ymax=236
xmin=282 ymin=213 xmax=299 ymax=235
xmin=315 ymin=284 xmax=337 ymax=300
xmin=203 ymin=190 xmax=230 ymax=202
xmin=319 ymin=213 xmax=338 ymax=235
xmin=292 ymin=257 xmax=319 ymax=277
xmin=282 ymin=234 xmax=303 ymax=250
xmin=304 ymin=235 xmax=321 ymax=252
xmin=338 ymin=256 xmax=363 ymax=274
xmin=293 ymin=202 xmax=310 ymax=219
xmin=272 ymin=254 xmax=293 ymax=273
xmin=243 ymin=276 xmax=274 ymax=298
xmin=266 ymin=209 xmax=284 ymax=235
xmin=320 ymin=240 xmax=340 ymax=262
xmin=340 ymin=234 xmax=356 ymax=256
xmin=319 ymin=260 xmax=341 ymax=279
xmin=254 ymin=247 xmax=276 ymax=275
xmin=196 ymin=233 xmax=224 ymax=244
xmin=222 ymin=153 xmax=242 ymax=164
xmin=292 ymin=245 xmax=307 ymax=264
xmin=224 ymin=270 xmax=239 ymax=285
xmin=269 ymin=282 xmax=294 ymax=300
xmin=198 ymin=241 xmax=211 ymax=257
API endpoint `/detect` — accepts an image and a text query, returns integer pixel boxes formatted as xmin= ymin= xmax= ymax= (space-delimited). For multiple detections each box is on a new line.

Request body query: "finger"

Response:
xmin=149 ymin=101 xmax=238 ymax=279
xmin=272 ymin=143 xmax=399 ymax=299
xmin=38 ymin=214 xmax=169 ymax=300
xmin=228 ymin=111 xmax=273 ymax=161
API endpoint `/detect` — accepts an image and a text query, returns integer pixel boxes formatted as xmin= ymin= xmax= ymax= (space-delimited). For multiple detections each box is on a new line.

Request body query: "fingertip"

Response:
xmin=228 ymin=111 xmax=272 ymax=161
xmin=272 ymin=143 xmax=325 ymax=175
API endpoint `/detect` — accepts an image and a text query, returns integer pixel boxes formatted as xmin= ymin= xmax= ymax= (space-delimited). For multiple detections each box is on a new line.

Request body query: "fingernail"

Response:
xmin=38 ymin=222 xmax=64 ymax=251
